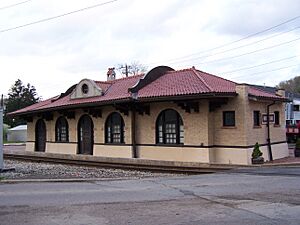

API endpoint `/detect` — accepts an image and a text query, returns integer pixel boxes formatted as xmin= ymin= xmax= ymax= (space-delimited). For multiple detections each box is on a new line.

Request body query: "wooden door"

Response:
xmin=35 ymin=119 xmax=46 ymax=152
xmin=78 ymin=115 xmax=94 ymax=155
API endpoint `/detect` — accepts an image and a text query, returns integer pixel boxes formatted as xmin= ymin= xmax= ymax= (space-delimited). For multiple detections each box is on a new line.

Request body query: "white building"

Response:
xmin=285 ymin=93 xmax=300 ymax=125
xmin=7 ymin=125 xmax=27 ymax=142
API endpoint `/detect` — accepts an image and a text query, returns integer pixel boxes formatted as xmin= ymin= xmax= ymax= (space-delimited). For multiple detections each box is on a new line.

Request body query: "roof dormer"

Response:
xmin=70 ymin=79 xmax=103 ymax=99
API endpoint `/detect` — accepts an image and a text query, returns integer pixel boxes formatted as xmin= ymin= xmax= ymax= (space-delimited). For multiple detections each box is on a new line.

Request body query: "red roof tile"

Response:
xmin=137 ymin=68 xmax=236 ymax=98
xmin=35 ymin=75 xmax=143 ymax=111
xmin=9 ymin=96 xmax=59 ymax=115
xmin=94 ymin=81 xmax=112 ymax=93
xmin=9 ymin=67 xmax=286 ymax=115
xmin=248 ymin=86 xmax=286 ymax=100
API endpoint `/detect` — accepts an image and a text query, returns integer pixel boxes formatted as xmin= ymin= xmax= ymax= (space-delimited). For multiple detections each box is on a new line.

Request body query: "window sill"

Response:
xmin=104 ymin=142 xmax=126 ymax=145
xmin=253 ymin=125 xmax=262 ymax=129
xmin=222 ymin=126 xmax=236 ymax=129
xmin=274 ymin=124 xmax=281 ymax=127
xmin=156 ymin=143 xmax=184 ymax=147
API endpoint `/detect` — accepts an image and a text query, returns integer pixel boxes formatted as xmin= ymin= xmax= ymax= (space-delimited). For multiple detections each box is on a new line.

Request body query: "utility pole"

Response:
xmin=0 ymin=94 xmax=3 ymax=170
xmin=125 ymin=64 xmax=128 ymax=77
xmin=0 ymin=94 xmax=14 ymax=173
xmin=118 ymin=64 xmax=132 ymax=77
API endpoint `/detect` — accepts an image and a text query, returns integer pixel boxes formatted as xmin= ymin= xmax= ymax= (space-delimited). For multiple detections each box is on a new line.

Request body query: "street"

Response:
xmin=1 ymin=167 xmax=300 ymax=225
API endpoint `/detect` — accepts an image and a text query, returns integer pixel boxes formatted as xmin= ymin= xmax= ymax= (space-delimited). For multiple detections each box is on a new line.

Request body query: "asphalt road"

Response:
xmin=1 ymin=167 xmax=300 ymax=225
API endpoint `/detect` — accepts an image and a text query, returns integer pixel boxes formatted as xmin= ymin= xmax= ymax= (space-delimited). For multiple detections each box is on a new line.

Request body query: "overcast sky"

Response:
xmin=1 ymin=0 xmax=300 ymax=99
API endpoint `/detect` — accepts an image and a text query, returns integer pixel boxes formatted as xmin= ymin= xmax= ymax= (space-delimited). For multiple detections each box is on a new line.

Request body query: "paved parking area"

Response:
xmin=1 ymin=169 xmax=300 ymax=225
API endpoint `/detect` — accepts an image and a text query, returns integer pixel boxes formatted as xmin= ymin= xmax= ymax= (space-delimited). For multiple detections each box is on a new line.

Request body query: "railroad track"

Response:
xmin=4 ymin=152 xmax=234 ymax=174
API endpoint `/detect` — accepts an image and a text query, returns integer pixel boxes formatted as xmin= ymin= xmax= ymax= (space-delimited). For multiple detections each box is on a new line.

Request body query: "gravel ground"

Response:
xmin=0 ymin=159 xmax=184 ymax=180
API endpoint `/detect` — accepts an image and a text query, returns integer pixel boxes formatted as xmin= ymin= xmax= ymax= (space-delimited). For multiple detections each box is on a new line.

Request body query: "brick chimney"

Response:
xmin=235 ymin=83 xmax=249 ymax=99
xmin=107 ymin=67 xmax=116 ymax=81
xmin=276 ymin=88 xmax=285 ymax=97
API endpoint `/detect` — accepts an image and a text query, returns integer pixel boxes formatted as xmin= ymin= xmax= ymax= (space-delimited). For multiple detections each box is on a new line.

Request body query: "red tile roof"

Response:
xmin=10 ymin=96 xmax=59 ymax=115
xmin=10 ymin=66 xmax=286 ymax=116
xmin=137 ymin=68 xmax=236 ymax=98
xmin=248 ymin=86 xmax=286 ymax=100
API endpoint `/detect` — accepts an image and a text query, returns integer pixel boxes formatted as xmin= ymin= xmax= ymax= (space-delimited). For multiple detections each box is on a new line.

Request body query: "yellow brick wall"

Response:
xmin=138 ymin=146 xmax=210 ymax=163
xmin=26 ymin=120 xmax=35 ymax=142
xmin=24 ymin=90 xmax=288 ymax=165
xmin=246 ymin=101 xmax=286 ymax=146
xmin=211 ymin=85 xmax=286 ymax=147
xmin=94 ymin=145 xmax=132 ymax=158
xmin=135 ymin=100 xmax=210 ymax=146
xmin=26 ymin=108 xmax=133 ymax=156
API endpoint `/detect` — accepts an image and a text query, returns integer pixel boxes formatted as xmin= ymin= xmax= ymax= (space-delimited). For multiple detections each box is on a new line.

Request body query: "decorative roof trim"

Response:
xmin=70 ymin=79 xmax=103 ymax=99
xmin=13 ymin=93 xmax=238 ymax=117
xmin=129 ymin=66 xmax=174 ymax=93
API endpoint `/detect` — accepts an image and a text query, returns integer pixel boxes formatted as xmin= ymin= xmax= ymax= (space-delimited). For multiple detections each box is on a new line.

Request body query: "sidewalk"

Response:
xmin=264 ymin=144 xmax=300 ymax=166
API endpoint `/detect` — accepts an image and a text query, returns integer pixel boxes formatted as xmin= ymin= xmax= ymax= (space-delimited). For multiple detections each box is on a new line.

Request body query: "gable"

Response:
xmin=70 ymin=79 xmax=103 ymax=99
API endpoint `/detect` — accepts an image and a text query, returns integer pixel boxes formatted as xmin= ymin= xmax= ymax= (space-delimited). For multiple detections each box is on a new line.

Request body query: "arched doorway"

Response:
xmin=78 ymin=115 xmax=94 ymax=155
xmin=35 ymin=119 xmax=46 ymax=152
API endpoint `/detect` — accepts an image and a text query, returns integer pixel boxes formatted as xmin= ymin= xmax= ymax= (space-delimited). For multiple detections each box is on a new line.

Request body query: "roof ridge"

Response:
xmin=167 ymin=68 xmax=192 ymax=73
xmin=191 ymin=68 xmax=213 ymax=91
xmin=94 ymin=74 xmax=144 ymax=84
xmin=94 ymin=80 xmax=112 ymax=84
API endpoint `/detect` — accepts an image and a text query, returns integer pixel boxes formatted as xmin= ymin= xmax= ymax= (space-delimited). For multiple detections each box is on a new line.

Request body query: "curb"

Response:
xmin=262 ymin=162 xmax=300 ymax=167
xmin=0 ymin=176 xmax=146 ymax=184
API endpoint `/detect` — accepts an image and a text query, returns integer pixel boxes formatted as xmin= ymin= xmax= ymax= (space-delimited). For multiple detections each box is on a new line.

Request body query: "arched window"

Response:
xmin=156 ymin=109 xmax=184 ymax=144
xmin=105 ymin=112 xmax=125 ymax=143
xmin=55 ymin=116 xmax=69 ymax=142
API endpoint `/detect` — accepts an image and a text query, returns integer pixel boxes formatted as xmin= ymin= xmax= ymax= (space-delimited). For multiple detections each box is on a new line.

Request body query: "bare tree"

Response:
xmin=117 ymin=61 xmax=147 ymax=77
xmin=277 ymin=76 xmax=300 ymax=93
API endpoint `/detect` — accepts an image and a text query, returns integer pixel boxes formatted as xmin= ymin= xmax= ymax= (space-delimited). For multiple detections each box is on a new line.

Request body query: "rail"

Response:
xmin=4 ymin=152 xmax=234 ymax=174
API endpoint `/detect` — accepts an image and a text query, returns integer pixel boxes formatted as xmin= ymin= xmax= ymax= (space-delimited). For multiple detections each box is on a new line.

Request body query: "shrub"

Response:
xmin=252 ymin=142 xmax=263 ymax=159
xmin=3 ymin=124 xmax=10 ymax=142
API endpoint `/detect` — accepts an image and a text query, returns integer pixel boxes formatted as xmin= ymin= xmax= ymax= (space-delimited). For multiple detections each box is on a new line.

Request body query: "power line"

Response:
xmin=167 ymin=26 xmax=300 ymax=66
xmin=0 ymin=0 xmax=32 ymax=11
xmin=232 ymin=64 xmax=300 ymax=79
xmin=222 ymin=55 xmax=299 ymax=74
xmin=0 ymin=0 xmax=118 ymax=33
xmin=189 ymin=36 xmax=300 ymax=66
xmin=147 ymin=14 xmax=300 ymax=66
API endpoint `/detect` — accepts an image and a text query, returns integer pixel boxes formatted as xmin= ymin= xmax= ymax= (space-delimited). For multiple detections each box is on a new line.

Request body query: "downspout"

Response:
xmin=131 ymin=104 xmax=137 ymax=158
xmin=267 ymin=101 xmax=276 ymax=161
xmin=130 ymin=92 xmax=138 ymax=159
xmin=0 ymin=94 xmax=3 ymax=170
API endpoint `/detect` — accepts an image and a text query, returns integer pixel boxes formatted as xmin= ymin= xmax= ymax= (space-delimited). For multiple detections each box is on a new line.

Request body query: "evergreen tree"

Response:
xmin=252 ymin=142 xmax=263 ymax=159
xmin=4 ymin=79 xmax=40 ymax=127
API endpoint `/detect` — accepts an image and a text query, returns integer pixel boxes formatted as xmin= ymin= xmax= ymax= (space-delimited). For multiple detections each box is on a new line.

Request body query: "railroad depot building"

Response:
xmin=10 ymin=66 xmax=289 ymax=165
